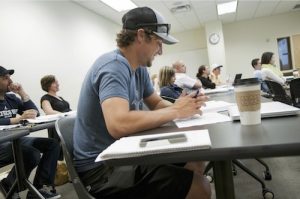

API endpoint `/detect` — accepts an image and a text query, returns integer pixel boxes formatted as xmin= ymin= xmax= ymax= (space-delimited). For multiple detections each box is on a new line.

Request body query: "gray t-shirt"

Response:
xmin=73 ymin=49 xmax=154 ymax=172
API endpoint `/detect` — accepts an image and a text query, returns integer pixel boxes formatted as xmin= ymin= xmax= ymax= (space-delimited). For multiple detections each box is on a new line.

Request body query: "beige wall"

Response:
xmin=0 ymin=1 xmax=119 ymax=112
xmin=151 ymin=28 xmax=208 ymax=79
xmin=223 ymin=11 xmax=300 ymax=78
xmin=1 ymin=1 xmax=299 ymax=104
xmin=156 ymin=11 xmax=300 ymax=80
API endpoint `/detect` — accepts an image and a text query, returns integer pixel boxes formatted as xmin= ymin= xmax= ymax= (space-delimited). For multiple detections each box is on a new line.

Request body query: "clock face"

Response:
xmin=209 ymin=33 xmax=220 ymax=45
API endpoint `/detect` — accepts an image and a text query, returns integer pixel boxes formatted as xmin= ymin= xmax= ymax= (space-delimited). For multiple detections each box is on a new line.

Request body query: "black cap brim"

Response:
xmin=7 ymin=69 xmax=14 ymax=75
xmin=153 ymin=32 xmax=178 ymax=45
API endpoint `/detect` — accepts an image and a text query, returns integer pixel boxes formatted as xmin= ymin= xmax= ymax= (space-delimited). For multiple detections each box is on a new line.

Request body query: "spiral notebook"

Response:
xmin=95 ymin=130 xmax=211 ymax=162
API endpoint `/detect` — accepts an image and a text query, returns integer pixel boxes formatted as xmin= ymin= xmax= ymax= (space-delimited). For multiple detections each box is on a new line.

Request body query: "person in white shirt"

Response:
xmin=210 ymin=64 xmax=223 ymax=86
xmin=251 ymin=58 xmax=269 ymax=93
xmin=260 ymin=52 xmax=285 ymax=85
xmin=252 ymin=58 xmax=262 ymax=79
xmin=172 ymin=60 xmax=202 ymax=90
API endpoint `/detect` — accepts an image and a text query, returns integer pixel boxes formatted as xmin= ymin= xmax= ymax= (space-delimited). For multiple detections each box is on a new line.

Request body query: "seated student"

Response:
xmin=260 ymin=52 xmax=285 ymax=85
xmin=40 ymin=75 xmax=71 ymax=145
xmin=150 ymin=73 xmax=160 ymax=92
xmin=209 ymin=64 xmax=223 ymax=86
xmin=74 ymin=7 xmax=211 ymax=199
xmin=40 ymin=75 xmax=71 ymax=186
xmin=0 ymin=66 xmax=61 ymax=199
xmin=196 ymin=65 xmax=216 ymax=89
xmin=172 ymin=60 xmax=202 ymax=90
xmin=251 ymin=58 xmax=269 ymax=93
xmin=159 ymin=66 xmax=183 ymax=100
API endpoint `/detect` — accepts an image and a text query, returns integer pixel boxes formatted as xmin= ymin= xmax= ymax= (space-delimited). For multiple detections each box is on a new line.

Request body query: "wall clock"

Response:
xmin=209 ymin=33 xmax=220 ymax=45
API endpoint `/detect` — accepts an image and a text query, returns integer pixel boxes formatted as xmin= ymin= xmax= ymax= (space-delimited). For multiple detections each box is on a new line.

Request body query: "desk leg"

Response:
xmin=12 ymin=139 xmax=45 ymax=199
xmin=213 ymin=160 xmax=235 ymax=199
xmin=12 ymin=139 xmax=26 ymax=192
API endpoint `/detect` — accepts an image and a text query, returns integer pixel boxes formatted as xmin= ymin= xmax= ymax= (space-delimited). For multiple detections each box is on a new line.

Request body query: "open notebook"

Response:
xmin=95 ymin=130 xmax=211 ymax=162
xmin=228 ymin=101 xmax=300 ymax=121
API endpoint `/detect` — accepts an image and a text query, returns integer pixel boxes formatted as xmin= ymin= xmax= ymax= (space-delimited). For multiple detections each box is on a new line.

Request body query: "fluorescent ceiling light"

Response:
xmin=100 ymin=0 xmax=137 ymax=12
xmin=217 ymin=1 xmax=237 ymax=15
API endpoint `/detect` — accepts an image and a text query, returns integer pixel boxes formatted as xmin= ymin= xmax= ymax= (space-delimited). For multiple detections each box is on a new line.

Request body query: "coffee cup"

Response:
xmin=233 ymin=78 xmax=261 ymax=125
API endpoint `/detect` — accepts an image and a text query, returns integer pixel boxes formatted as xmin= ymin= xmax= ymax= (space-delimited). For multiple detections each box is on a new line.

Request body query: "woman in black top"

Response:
xmin=40 ymin=75 xmax=71 ymax=159
xmin=196 ymin=65 xmax=216 ymax=89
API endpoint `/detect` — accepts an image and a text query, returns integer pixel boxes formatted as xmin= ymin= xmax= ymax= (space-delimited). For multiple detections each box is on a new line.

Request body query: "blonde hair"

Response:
xmin=158 ymin=66 xmax=175 ymax=88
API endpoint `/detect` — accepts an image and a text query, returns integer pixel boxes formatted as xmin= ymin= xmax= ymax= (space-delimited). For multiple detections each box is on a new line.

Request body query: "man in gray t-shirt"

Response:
xmin=74 ymin=7 xmax=211 ymax=199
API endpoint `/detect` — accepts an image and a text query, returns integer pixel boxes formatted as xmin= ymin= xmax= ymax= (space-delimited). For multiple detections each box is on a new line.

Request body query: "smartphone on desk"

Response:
xmin=139 ymin=134 xmax=187 ymax=148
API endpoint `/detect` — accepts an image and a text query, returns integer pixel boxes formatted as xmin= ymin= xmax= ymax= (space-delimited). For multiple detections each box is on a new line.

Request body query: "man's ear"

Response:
xmin=136 ymin=29 xmax=145 ymax=43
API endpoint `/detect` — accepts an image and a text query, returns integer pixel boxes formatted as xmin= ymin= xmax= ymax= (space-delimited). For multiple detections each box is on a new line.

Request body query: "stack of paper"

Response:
xmin=174 ymin=112 xmax=231 ymax=128
xmin=96 ymin=130 xmax=211 ymax=162
xmin=202 ymin=100 xmax=233 ymax=113
xmin=228 ymin=101 xmax=300 ymax=121
xmin=0 ymin=124 xmax=22 ymax=131
xmin=203 ymin=86 xmax=233 ymax=94
xmin=26 ymin=110 xmax=77 ymax=124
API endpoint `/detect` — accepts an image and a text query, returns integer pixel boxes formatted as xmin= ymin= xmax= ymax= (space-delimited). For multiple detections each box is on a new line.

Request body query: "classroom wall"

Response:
xmin=152 ymin=11 xmax=300 ymax=82
xmin=0 ymin=1 xmax=119 ymax=113
xmin=223 ymin=11 xmax=300 ymax=78
xmin=1 ymin=1 xmax=300 ymax=110
xmin=151 ymin=28 xmax=209 ymax=79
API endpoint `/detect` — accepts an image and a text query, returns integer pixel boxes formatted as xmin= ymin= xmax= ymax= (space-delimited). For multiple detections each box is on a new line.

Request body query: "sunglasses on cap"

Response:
xmin=135 ymin=23 xmax=171 ymax=35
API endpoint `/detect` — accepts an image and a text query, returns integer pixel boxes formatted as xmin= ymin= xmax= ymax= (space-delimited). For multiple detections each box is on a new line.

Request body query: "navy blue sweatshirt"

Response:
xmin=0 ymin=93 xmax=39 ymax=125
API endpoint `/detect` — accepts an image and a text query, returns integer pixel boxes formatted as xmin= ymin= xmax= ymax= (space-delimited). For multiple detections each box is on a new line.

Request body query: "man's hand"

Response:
xmin=173 ymin=92 xmax=208 ymax=119
xmin=8 ymin=82 xmax=30 ymax=101
xmin=20 ymin=109 xmax=38 ymax=120
xmin=10 ymin=109 xmax=38 ymax=124
xmin=8 ymin=82 xmax=23 ymax=94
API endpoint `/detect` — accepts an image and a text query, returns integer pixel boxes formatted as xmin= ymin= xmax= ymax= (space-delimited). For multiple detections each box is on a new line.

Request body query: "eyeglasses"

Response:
xmin=136 ymin=23 xmax=171 ymax=35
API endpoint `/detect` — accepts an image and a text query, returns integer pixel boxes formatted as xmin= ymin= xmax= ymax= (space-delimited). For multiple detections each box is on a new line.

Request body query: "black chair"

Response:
xmin=289 ymin=78 xmax=300 ymax=108
xmin=162 ymin=95 xmax=274 ymax=198
xmin=55 ymin=116 xmax=95 ymax=199
xmin=265 ymin=80 xmax=293 ymax=105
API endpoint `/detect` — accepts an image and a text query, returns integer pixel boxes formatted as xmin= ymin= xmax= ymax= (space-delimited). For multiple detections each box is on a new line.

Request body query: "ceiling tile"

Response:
xmin=273 ymin=0 xmax=300 ymax=14
xmin=236 ymin=0 xmax=260 ymax=21
xmin=255 ymin=0 xmax=280 ymax=18
xmin=72 ymin=0 xmax=300 ymax=33
xmin=191 ymin=1 xmax=218 ymax=23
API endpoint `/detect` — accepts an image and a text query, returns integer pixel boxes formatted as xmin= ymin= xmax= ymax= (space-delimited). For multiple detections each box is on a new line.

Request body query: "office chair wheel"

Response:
xmin=205 ymin=173 xmax=214 ymax=183
xmin=263 ymin=170 xmax=272 ymax=181
xmin=262 ymin=188 xmax=274 ymax=199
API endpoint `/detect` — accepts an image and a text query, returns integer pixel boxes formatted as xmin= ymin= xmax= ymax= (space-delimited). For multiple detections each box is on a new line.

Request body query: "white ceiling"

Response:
xmin=73 ymin=0 xmax=300 ymax=33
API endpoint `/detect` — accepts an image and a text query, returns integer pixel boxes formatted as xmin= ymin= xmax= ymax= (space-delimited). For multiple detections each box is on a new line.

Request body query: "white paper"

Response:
xmin=174 ymin=112 xmax=231 ymax=128
xmin=96 ymin=130 xmax=211 ymax=162
xmin=202 ymin=100 xmax=234 ymax=113
xmin=203 ymin=86 xmax=233 ymax=94
xmin=26 ymin=110 xmax=77 ymax=124
xmin=0 ymin=124 xmax=22 ymax=130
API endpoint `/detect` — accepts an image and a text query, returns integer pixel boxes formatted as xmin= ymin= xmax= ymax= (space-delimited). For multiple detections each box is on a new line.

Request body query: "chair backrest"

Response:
xmin=289 ymin=78 xmax=300 ymax=107
xmin=55 ymin=116 xmax=95 ymax=199
xmin=264 ymin=80 xmax=292 ymax=105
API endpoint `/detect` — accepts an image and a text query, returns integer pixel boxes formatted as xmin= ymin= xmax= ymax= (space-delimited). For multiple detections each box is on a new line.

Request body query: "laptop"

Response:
xmin=228 ymin=101 xmax=300 ymax=121
xmin=232 ymin=73 xmax=242 ymax=84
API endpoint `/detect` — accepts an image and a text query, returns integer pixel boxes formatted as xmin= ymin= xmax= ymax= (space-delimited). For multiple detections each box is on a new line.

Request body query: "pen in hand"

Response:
xmin=193 ymin=89 xmax=200 ymax=98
